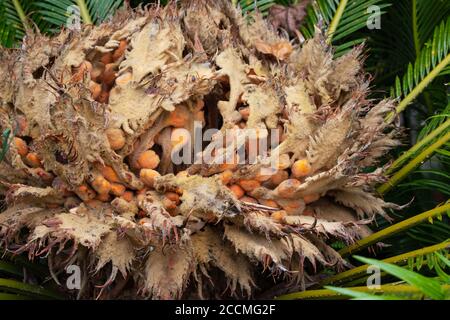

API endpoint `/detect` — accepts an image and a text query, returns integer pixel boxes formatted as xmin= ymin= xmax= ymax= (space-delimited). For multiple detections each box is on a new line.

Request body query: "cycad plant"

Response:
xmin=0 ymin=0 xmax=448 ymax=300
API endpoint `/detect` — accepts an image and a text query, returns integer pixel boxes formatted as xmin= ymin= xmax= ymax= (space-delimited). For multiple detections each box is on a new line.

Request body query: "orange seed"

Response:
xmin=13 ymin=137 xmax=28 ymax=156
xmin=98 ymin=165 xmax=120 ymax=183
xmin=140 ymin=169 xmax=160 ymax=188
xmin=89 ymin=81 xmax=102 ymax=100
xmin=100 ymin=52 xmax=113 ymax=65
xmin=291 ymin=159 xmax=312 ymax=178
xmin=112 ymin=39 xmax=128 ymax=61
xmin=258 ymin=199 xmax=279 ymax=209
xmin=228 ymin=184 xmax=244 ymax=199
xmin=220 ymin=170 xmax=233 ymax=185
xmin=122 ymin=191 xmax=134 ymax=202
xmin=270 ymin=170 xmax=289 ymax=186
xmin=275 ymin=178 xmax=301 ymax=198
xmin=91 ymin=176 xmax=111 ymax=195
xmin=271 ymin=210 xmax=287 ymax=222
xmin=105 ymin=128 xmax=126 ymax=150
xmin=110 ymin=183 xmax=126 ymax=196
xmin=303 ymin=193 xmax=320 ymax=204
xmin=165 ymin=192 xmax=180 ymax=205
xmin=240 ymin=196 xmax=258 ymax=204
xmin=76 ymin=185 xmax=96 ymax=202
xmin=25 ymin=152 xmax=42 ymax=168
xmin=137 ymin=150 xmax=160 ymax=169
xmin=238 ymin=179 xmax=261 ymax=192
xmin=115 ymin=71 xmax=132 ymax=86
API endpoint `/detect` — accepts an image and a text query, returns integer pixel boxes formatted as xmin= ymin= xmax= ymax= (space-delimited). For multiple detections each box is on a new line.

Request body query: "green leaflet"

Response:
xmin=353 ymin=255 xmax=446 ymax=300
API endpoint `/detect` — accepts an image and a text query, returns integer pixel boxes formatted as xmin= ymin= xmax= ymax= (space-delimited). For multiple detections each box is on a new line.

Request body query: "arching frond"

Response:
xmin=299 ymin=0 xmax=389 ymax=56
xmin=34 ymin=0 xmax=123 ymax=28
xmin=0 ymin=0 xmax=26 ymax=47
xmin=391 ymin=16 xmax=450 ymax=115
xmin=277 ymin=249 xmax=450 ymax=300
xmin=0 ymin=0 xmax=124 ymax=47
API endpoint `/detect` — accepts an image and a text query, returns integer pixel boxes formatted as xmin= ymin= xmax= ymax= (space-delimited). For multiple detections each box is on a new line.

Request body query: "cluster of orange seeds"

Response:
xmin=10 ymin=110 xmax=317 ymax=226
xmin=72 ymin=39 xmax=129 ymax=104
xmin=64 ymin=39 xmax=204 ymax=215
xmin=224 ymin=156 xmax=316 ymax=222
xmin=12 ymin=137 xmax=54 ymax=187
xmin=215 ymin=100 xmax=318 ymax=222
xmin=9 ymin=55 xmax=319 ymax=225
xmin=9 ymin=34 xmax=321 ymax=224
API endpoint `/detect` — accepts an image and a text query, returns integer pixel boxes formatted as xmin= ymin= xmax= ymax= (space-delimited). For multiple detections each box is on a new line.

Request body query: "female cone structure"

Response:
xmin=0 ymin=0 xmax=401 ymax=299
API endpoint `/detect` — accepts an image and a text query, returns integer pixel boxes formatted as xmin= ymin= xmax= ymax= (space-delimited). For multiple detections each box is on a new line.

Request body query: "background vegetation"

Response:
xmin=0 ymin=0 xmax=448 ymax=300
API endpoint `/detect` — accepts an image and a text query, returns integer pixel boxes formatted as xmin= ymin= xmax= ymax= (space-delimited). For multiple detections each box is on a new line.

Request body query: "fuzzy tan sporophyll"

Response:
xmin=0 ymin=0 xmax=402 ymax=299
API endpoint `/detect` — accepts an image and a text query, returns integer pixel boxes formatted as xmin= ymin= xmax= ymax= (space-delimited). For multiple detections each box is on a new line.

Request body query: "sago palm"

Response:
xmin=0 ymin=0 xmax=448 ymax=300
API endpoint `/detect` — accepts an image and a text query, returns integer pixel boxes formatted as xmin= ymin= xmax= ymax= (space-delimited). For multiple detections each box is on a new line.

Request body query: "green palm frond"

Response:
xmin=0 ymin=0 xmax=27 ymax=46
xmin=345 ymin=255 xmax=448 ymax=298
xmin=35 ymin=0 xmax=123 ymax=28
xmin=377 ymin=101 xmax=449 ymax=253
xmin=300 ymin=0 xmax=338 ymax=38
xmin=377 ymin=128 xmax=449 ymax=194
xmin=369 ymin=0 xmax=450 ymax=82
xmin=0 ymin=0 xmax=124 ymax=47
xmin=414 ymin=0 xmax=450 ymax=51
xmin=277 ymin=250 xmax=450 ymax=300
xmin=299 ymin=0 xmax=389 ymax=56
xmin=33 ymin=0 xmax=80 ymax=29
xmin=399 ymin=170 xmax=450 ymax=196
xmin=238 ymin=0 xmax=276 ymax=16
xmin=322 ymin=241 xmax=450 ymax=286
xmin=0 ymin=0 xmax=58 ymax=46
xmin=440 ymin=64 xmax=450 ymax=75
xmin=324 ymin=255 xmax=449 ymax=300
xmin=277 ymin=283 xmax=449 ymax=299
xmin=386 ymin=109 xmax=450 ymax=175
xmin=331 ymin=0 xmax=390 ymax=42
xmin=338 ymin=202 xmax=450 ymax=258
xmin=86 ymin=0 xmax=123 ymax=23
xmin=417 ymin=101 xmax=450 ymax=140
xmin=391 ymin=15 xmax=450 ymax=115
